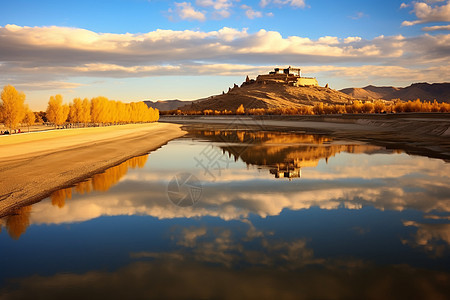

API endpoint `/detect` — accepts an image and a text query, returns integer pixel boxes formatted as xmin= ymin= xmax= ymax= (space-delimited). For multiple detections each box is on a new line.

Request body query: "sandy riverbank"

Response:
xmin=0 ymin=123 xmax=186 ymax=216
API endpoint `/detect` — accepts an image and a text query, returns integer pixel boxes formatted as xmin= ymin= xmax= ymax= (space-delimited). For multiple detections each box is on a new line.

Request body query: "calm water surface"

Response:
xmin=1 ymin=129 xmax=449 ymax=299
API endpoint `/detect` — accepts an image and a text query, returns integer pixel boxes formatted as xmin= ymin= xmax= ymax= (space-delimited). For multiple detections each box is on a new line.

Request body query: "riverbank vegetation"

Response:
xmin=0 ymin=85 xmax=159 ymax=133
xmin=161 ymin=99 xmax=450 ymax=116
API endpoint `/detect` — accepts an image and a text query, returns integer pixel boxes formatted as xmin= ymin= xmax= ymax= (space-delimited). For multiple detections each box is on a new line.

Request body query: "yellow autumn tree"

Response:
xmin=0 ymin=85 xmax=26 ymax=131
xmin=69 ymin=97 xmax=83 ymax=124
xmin=313 ymin=102 xmax=324 ymax=115
xmin=22 ymin=104 xmax=35 ymax=132
xmin=362 ymin=102 xmax=374 ymax=113
xmin=91 ymin=96 xmax=109 ymax=125
xmin=80 ymin=98 xmax=91 ymax=125
xmin=46 ymin=95 xmax=69 ymax=127
xmin=236 ymin=104 xmax=245 ymax=115
xmin=373 ymin=101 xmax=385 ymax=113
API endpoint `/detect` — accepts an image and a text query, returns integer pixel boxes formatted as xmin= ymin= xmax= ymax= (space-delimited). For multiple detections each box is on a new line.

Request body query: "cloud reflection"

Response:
xmin=402 ymin=221 xmax=450 ymax=257
xmin=1 ymin=131 xmax=449 ymax=247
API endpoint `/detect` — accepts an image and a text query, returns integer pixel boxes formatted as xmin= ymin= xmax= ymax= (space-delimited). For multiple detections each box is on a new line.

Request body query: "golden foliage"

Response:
xmin=89 ymin=97 xmax=159 ymax=125
xmin=1 ymin=85 xmax=26 ymax=130
xmin=236 ymin=104 xmax=245 ymax=115
xmin=163 ymin=99 xmax=450 ymax=116
xmin=48 ymin=154 xmax=149 ymax=209
xmin=51 ymin=187 xmax=72 ymax=208
xmin=46 ymin=95 xmax=70 ymax=126
xmin=81 ymin=98 xmax=91 ymax=124
xmin=46 ymin=95 xmax=158 ymax=127
xmin=23 ymin=104 xmax=35 ymax=131
xmin=6 ymin=206 xmax=32 ymax=240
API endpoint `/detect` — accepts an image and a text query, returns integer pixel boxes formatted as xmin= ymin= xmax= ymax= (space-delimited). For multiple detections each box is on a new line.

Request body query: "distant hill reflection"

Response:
xmin=187 ymin=130 xmax=392 ymax=179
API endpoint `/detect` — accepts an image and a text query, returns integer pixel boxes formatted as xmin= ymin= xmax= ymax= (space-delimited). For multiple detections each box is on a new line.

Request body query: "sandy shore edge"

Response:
xmin=0 ymin=123 xmax=186 ymax=216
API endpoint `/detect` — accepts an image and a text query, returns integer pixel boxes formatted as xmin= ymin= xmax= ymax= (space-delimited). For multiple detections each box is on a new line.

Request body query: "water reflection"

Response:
xmin=188 ymin=129 xmax=391 ymax=179
xmin=0 ymin=154 xmax=149 ymax=240
xmin=402 ymin=221 xmax=450 ymax=257
xmin=1 ymin=130 xmax=449 ymax=298
xmin=3 ymin=259 xmax=449 ymax=300
xmin=1 ymin=131 xmax=448 ymax=235
xmin=4 ymin=206 xmax=32 ymax=240
xmin=52 ymin=154 xmax=148 ymax=208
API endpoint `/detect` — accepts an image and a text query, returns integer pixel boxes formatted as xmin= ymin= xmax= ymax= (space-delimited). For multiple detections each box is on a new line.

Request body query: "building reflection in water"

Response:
xmin=188 ymin=129 xmax=392 ymax=179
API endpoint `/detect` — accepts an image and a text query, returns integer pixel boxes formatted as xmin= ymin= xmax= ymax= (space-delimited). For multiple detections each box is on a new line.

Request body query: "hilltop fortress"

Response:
xmin=178 ymin=65 xmax=357 ymax=111
xmin=246 ymin=66 xmax=319 ymax=87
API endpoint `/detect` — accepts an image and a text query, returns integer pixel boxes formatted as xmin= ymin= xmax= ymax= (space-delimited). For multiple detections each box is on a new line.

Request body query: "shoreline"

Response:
xmin=160 ymin=113 xmax=450 ymax=161
xmin=0 ymin=123 xmax=186 ymax=217
xmin=2 ymin=113 xmax=449 ymax=216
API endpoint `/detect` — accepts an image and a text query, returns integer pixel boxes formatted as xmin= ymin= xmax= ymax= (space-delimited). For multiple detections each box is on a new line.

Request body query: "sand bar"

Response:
xmin=0 ymin=123 xmax=186 ymax=216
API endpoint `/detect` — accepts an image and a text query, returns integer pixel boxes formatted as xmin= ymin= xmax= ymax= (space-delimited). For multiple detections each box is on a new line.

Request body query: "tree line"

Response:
xmin=46 ymin=95 xmax=159 ymax=127
xmin=0 ymin=85 xmax=159 ymax=132
xmin=161 ymin=99 xmax=450 ymax=116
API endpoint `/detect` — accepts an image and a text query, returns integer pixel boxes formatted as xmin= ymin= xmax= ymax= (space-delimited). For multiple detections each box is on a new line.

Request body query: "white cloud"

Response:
xmin=14 ymin=81 xmax=83 ymax=90
xmin=318 ymin=36 xmax=340 ymax=44
xmin=260 ymin=0 xmax=306 ymax=8
xmin=402 ymin=1 xmax=450 ymax=26
xmin=196 ymin=0 xmax=233 ymax=10
xmin=195 ymin=0 xmax=234 ymax=19
xmin=344 ymin=36 xmax=362 ymax=43
xmin=0 ymin=25 xmax=448 ymax=90
xmin=422 ymin=24 xmax=450 ymax=30
xmin=260 ymin=0 xmax=270 ymax=7
xmin=241 ymin=5 xmax=263 ymax=19
xmin=212 ymin=9 xmax=231 ymax=18
xmin=400 ymin=3 xmax=410 ymax=9
xmin=174 ymin=2 xmax=206 ymax=21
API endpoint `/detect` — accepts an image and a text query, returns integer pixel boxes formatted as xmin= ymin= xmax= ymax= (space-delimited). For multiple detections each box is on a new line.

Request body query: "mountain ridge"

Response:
xmin=144 ymin=82 xmax=450 ymax=112
xmin=339 ymin=82 xmax=450 ymax=103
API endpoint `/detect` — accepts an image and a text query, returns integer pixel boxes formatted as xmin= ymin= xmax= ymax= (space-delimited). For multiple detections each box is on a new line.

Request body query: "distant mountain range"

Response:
xmin=143 ymin=100 xmax=193 ymax=111
xmin=144 ymin=82 xmax=450 ymax=112
xmin=339 ymin=83 xmax=450 ymax=102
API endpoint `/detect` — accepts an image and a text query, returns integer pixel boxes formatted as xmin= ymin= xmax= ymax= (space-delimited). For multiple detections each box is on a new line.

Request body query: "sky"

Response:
xmin=0 ymin=0 xmax=449 ymax=110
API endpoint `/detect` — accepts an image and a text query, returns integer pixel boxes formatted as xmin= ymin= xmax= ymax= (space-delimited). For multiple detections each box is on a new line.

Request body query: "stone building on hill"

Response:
xmin=254 ymin=66 xmax=319 ymax=87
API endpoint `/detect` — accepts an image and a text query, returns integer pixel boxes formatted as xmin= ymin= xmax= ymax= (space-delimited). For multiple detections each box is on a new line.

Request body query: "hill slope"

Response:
xmin=144 ymin=100 xmax=193 ymax=111
xmin=179 ymin=82 xmax=356 ymax=111
xmin=340 ymin=83 xmax=450 ymax=102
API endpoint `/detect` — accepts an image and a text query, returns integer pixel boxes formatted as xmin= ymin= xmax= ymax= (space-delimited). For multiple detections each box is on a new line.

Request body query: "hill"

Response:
xmin=340 ymin=83 xmax=450 ymax=102
xmin=179 ymin=82 xmax=356 ymax=111
xmin=144 ymin=99 xmax=193 ymax=111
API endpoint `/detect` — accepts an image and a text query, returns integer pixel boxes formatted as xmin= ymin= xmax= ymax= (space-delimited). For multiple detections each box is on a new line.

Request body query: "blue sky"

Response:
xmin=0 ymin=0 xmax=449 ymax=110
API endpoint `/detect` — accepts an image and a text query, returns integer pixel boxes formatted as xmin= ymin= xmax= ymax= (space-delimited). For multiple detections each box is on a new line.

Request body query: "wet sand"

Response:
xmin=160 ymin=113 xmax=450 ymax=161
xmin=0 ymin=123 xmax=186 ymax=216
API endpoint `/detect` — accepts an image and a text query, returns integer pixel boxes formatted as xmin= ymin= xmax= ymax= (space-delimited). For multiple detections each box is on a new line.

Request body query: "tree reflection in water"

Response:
xmin=1 ymin=154 xmax=148 ymax=240
xmin=5 ymin=206 xmax=32 ymax=240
